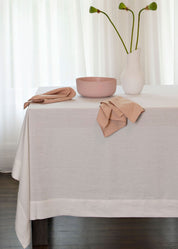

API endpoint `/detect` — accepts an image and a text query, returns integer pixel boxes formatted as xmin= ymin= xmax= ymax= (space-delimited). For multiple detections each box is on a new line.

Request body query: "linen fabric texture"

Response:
xmin=24 ymin=87 xmax=76 ymax=109
xmin=97 ymin=96 xmax=145 ymax=137
xmin=12 ymin=86 xmax=178 ymax=248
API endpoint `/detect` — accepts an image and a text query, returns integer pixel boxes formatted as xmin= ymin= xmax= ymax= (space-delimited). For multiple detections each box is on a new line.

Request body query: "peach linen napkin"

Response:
xmin=97 ymin=96 xmax=145 ymax=137
xmin=24 ymin=87 xmax=76 ymax=109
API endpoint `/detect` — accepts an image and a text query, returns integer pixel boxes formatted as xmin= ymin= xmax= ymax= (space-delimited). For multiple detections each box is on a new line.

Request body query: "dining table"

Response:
xmin=12 ymin=85 xmax=178 ymax=249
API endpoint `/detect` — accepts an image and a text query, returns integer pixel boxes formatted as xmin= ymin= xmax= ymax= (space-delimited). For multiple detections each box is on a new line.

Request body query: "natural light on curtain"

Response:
xmin=0 ymin=0 xmax=177 ymax=172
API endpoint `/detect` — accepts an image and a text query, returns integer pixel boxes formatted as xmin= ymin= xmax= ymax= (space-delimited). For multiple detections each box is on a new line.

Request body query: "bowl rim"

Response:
xmin=76 ymin=76 xmax=117 ymax=82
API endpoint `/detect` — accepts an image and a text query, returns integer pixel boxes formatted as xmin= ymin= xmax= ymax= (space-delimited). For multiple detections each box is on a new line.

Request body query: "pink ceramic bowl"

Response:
xmin=76 ymin=77 xmax=117 ymax=98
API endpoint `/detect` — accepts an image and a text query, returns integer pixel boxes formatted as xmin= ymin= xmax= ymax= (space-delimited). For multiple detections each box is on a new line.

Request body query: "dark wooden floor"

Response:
xmin=1 ymin=173 xmax=178 ymax=249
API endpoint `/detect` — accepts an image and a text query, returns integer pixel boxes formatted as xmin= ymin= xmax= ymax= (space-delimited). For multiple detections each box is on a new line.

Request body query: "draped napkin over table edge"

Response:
xmin=24 ymin=87 xmax=76 ymax=109
xmin=97 ymin=96 xmax=145 ymax=137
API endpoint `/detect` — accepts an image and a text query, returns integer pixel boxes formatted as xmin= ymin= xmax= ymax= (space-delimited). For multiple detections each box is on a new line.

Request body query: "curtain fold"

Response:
xmin=174 ymin=0 xmax=178 ymax=84
xmin=0 ymin=0 xmax=177 ymax=172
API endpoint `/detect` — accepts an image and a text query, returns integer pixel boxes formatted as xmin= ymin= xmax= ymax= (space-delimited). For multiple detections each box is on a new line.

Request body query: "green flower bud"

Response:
xmin=89 ymin=6 xmax=98 ymax=13
xmin=148 ymin=2 xmax=157 ymax=10
xmin=119 ymin=2 xmax=127 ymax=10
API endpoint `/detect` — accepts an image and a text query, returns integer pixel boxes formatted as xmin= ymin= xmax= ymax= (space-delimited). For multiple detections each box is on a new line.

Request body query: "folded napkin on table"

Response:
xmin=24 ymin=87 xmax=76 ymax=109
xmin=97 ymin=96 xmax=145 ymax=137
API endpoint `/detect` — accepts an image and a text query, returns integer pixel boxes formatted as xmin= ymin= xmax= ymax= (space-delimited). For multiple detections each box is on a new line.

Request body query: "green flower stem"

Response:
xmin=128 ymin=9 xmax=135 ymax=53
xmin=101 ymin=11 xmax=128 ymax=54
xmin=135 ymin=7 xmax=145 ymax=50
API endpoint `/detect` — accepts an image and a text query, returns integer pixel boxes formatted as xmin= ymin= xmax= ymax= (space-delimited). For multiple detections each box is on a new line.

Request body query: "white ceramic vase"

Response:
xmin=120 ymin=49 xmax=144 ymax=95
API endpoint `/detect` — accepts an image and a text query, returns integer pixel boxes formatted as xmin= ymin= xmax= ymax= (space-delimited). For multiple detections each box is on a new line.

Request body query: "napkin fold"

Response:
xmin=97 ymin=96 xmax=145 ymax=137
xmin=24 ymin=87 xmax=76 ymax=109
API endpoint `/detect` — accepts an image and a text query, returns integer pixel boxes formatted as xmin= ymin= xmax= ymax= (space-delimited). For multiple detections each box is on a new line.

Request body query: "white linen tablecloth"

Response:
xmin=12 ymin=85 xmax=178 ymax=248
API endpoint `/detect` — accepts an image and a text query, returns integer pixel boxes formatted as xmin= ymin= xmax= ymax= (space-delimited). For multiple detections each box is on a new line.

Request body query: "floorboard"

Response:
xmin=1 ymin=173 xmax=178 ymax=249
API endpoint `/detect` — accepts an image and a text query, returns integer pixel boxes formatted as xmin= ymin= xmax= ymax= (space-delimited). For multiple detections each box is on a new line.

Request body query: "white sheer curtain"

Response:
xmin=0 ymin=0 xmax=177 ymax=172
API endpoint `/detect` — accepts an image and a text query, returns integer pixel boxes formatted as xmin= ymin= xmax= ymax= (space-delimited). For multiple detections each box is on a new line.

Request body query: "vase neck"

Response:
xmin=127 ymin=49 xmax=141 ymax=66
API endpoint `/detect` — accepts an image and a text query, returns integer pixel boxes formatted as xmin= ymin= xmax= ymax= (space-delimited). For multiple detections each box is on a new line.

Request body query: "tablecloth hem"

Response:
xmin=16 ymin=200 xmax=31 ymax=248
xmin=30 ymin=198 xmax=178 ymax=220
